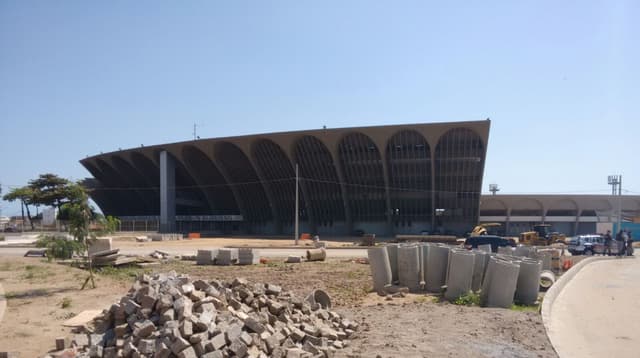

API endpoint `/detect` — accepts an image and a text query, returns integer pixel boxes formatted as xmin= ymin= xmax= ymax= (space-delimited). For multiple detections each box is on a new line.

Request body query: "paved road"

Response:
xmin=546 ymin=257 xmax=640 ymax=358
xmin=0 ymin=246 xmax=368 ymax=258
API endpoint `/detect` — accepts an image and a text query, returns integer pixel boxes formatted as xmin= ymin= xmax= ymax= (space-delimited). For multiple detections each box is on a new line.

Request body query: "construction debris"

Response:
xmin=196 ymin=249 xmax=262 ymax=266
xmin=148 ymin=233 xmax=183 ymax=241
xmin=56 ymin=272 xmax=357 ymax=357
xmin=305 ymin=248 xmax=326 ymax=262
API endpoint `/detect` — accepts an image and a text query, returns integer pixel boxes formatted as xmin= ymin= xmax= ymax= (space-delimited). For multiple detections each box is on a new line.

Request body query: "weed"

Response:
xmin=453 ymin=291 xmax=481 ymax=306
xmin=0 ymin=236 xmax=5 ymax=241
xmin=0 ymin=262 xmax=12 ymax=271
xmin=414 ymin=295 xmax=437 ymax=304
xmin=21 ymin=264 xmax=49 ymax=281
xmin=61 ymin=297 xmax=72 ymax=309
xmin=97 ymin=266 xmax=148 ymax=282
xmin=4 ymin=291 xmax=18 ymax=299
xmin=511 ymin=303 xmax=540 ymax=312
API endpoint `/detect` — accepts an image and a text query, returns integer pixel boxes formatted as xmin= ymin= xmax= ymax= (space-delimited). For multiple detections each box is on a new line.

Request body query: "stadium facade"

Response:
xmin=80 ymin=120 xmax=491 ymax=236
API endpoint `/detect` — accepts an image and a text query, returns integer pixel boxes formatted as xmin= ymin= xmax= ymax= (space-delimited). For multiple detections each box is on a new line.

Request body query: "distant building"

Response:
xmin=479 ymin=194 xmax=640 ymax=236
xmin=81 ymin=120 xmax=491 ymax=236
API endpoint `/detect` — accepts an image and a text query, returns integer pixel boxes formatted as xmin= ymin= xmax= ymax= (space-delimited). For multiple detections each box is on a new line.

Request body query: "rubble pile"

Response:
xmin=67 ymin=272 xmax=357 ymax=357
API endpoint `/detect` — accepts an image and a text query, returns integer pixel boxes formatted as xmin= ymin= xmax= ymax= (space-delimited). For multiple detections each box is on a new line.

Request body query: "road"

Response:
xmin=546 ymin=257 xmax=640 ymax=358
xmin=0 ymin=246 xmax=368 ymax=258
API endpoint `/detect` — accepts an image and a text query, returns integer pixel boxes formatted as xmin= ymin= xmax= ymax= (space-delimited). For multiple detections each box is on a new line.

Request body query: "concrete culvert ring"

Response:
xmin=306 ymin=289 xmax=332 ymax=309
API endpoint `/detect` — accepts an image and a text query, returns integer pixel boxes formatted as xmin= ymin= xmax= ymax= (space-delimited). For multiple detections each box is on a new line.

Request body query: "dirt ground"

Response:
xmin=0 ymin=255 xmax=557 ymax=357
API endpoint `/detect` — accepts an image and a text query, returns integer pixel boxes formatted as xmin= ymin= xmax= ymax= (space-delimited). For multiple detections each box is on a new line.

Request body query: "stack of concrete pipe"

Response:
xmin=444 ymin=249 xmax=476 ymax=300
xmin=386 ymin=243 xmax=399 ymax=283
xmin=477 ymin=244 xmax=492 ymax=253
xmin=397 ymin=244 xmax=421 ymax=292
xmin=425 ymin=244 xmax=450 ymax=293
xmin=497 ymin=246 xmax=514 ymax=255
xmin=367 ymin=247 xmax=392 ymax=294
xmin=481 ymin=256 xmax=521 ymax=308
xmin=471 ymin=250 xmax=490 ymax=292
xmin=514 ymin=258 xmax=542 ymax=305
xmin=419 ymin=243 xmax=430 ymax=283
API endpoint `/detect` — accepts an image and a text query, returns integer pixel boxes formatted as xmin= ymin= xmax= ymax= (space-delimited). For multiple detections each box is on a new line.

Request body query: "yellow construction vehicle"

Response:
xmin=469 ymin=223 xmax=502 ymax=237
xmin=519 ymin=224 xmax=566 ymax=246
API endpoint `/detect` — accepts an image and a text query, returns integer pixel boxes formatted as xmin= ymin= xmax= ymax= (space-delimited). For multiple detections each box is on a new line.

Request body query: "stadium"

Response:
xmin=80 ymin=120 xmax=490 ymax=236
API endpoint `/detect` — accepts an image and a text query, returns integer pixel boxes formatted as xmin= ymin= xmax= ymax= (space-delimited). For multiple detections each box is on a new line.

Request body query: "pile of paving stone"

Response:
xmin=64 ymin=271 xmax=357 ymax=357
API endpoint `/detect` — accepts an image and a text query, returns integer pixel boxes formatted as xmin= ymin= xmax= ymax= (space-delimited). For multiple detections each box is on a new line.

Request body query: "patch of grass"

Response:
xmin=453 ymin=291 xmax=481 ymax=306
xmin=0 ymin=235 xmax=5 ymax=241
xmin=413 ymin=295 xmax=434 ymax=304
xmin=511 ymin=303 xmax=540 ymax=312
xmin=0 ymin=261 xmax=13 ymax=271
xmin=4 ymin=291 xmax=18 ymax=299
xmin=97 ymin=266 xmax=149 ymax=282
xmin=21 ymin=264 xmax=50 ymax=280
xmin=61 ymin=297 xmax=72 ymax=309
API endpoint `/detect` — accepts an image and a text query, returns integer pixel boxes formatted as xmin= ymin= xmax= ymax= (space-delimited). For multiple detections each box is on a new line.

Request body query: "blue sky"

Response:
xmin=1 ymin=0 xmax=638 ymax=216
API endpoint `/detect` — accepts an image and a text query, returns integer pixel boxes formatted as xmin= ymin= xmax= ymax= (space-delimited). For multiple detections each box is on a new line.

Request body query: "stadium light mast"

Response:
xmin=489 ymin=184 xmax=500 ymax=196
xmin=295 ymin=164 xmax=299 ymax=245
xmin=608 ymin=175 xmax=622 ymax=232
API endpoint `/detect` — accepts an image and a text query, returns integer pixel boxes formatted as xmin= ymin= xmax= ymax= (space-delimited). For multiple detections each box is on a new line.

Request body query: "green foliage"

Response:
xmin=98 ymin=266 xmax=148 ymax=282
xmin=21 ymin=264 xmax=49 ymax=280
xmin=453 ymin=291 xmax=481 ymax=306
xmin=36 ymin=234 xmax=83 ymax=261
xmin=28 ymin=173 xmax=74 ymax=209
xmin=0 ymin=235 xmax=4 ymax=241
xmin=2 ymin=186 xmax=35 ymax=204
xmin=61 ymin=297 xmax=72 ymax=308
xmin=511 ymin=303 xmax=540 ymax=312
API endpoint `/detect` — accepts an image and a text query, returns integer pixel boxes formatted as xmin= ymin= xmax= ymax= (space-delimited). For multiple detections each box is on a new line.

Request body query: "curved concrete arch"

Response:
xmin=130 ymin=151 xmax=161 ymax=214
xmin=293 ymin=135 xmax=346 ymax=233
xmin=546 ymin=198 xmax=579 ymax=216
xmin=110 ymin=155 xmax=157 ymax=215
xmin=251 ymin=138 xmax=307 ymax=231
xmin=480 ymin=198 xmax=508 ymax=216
xmin=510 ymin=198 xmax=544 ymax=216
xmin=338 ymin=132 xmax=387 ymax=226
xmin=386 ymin=130 xmax=432 ymax=232
xmin=180 ymin=145 xmax=239 ymax=215
xmin=172 ymin=157 xmax=212 ymax=215
xmin=214 ymin=141 xmax=272 ymax=226
xmin=82 ymin=161 xmax=117 ymax=216
xmin=94 ymin=158 xmax=144 ymax=215
xmin=434 ymin=127 xmax=485 ymax=232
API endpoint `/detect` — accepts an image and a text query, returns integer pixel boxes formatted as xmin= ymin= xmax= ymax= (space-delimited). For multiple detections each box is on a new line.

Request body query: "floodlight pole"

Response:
xmin=295 ymin=163 xmax=299 ymax=246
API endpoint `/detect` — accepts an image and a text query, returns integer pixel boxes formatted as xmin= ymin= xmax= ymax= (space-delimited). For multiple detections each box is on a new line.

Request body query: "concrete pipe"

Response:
xmin=425 ymin=245 xmax=450 ymax=293
xmin=477 ymin=244 xmax=492 ymax=253
xmin=515 ymin=245 xmax=532 ymax=257
xmin=367 ymin=247 xmax=393 ymax=294
xmin=471 ymin=250 xmax=489 ymax=292
xmin=539 ymin=270 xmax=556 ymax=290
xmin=386 ymin=243 xmax=399 ymax=283
xmin=305 ymin=289 xmax=332 ymax=309
xmin=419 ymin=243 xmax=430 ymax=283
xmin=444 ymin=249 xmax=476 ymax=301
xmin=398 ymin=245 xmax=421 ymax=292
xmin=497 ymin=246 xmax=514 ymax=255
xmin=481 ymin=257 xmax=520 ymax=308
xmin=536 ymin=250 xmax=553 ymax=271
xmin=515 ymin=258 xmax=542 ymax=305
xmin=306 ymin=248 xmax=326 ymax=261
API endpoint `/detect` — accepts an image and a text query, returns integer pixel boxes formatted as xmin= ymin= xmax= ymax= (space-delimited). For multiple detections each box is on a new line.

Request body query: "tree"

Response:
xmin=65 ymin=182 xmax=117 ymax=289
xmin=2 ymin=186 xmax=36 ymax=230
xmin=28 ymin=173 xmax=73 ymax=211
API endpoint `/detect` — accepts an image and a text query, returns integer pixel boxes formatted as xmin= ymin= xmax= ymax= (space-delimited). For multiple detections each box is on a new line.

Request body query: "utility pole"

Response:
xmin=608 ymin=175 xmax=622 ymax=232
xmin=295 ymin=164 xmax=299 ymax=246
xmin=193 ymin=123 xmax=197 ymax=140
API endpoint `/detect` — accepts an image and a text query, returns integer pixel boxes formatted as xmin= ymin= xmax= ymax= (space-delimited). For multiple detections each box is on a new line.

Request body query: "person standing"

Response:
xmin=615 ymin=230 xmax=625 ymax=257
xmin=604 ymin=230 xmax=613 ymax=256
xmin=625 ymin=230 xmax=633 ymax=256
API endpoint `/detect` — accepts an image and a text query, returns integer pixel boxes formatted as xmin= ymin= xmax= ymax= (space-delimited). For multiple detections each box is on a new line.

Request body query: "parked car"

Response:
xmin=567 ymin=234 xmax=620 ymax=255
xmin=464 ymin=235 xmax=516 ymax=253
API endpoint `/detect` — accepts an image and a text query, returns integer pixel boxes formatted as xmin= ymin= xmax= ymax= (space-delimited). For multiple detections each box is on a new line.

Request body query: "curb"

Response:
xmin=541 ymin=256 xmax=616 ymax=355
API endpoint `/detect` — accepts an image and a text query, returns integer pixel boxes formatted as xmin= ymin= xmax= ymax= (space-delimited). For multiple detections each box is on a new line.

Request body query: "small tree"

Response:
xmin=65 ymin=182 xmax=117 ymax=289
xmin=2 ymin=186 xmax=36 ymax=230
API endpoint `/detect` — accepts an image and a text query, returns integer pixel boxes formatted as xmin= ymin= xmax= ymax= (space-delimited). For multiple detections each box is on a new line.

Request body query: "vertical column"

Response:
xmin=160 ymin=150 xmax=176 ymax=233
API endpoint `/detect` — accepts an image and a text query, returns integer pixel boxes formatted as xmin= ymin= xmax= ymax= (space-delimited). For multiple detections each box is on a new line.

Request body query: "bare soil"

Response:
xmin=0 ymin=254 xmax=557 ymax=357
